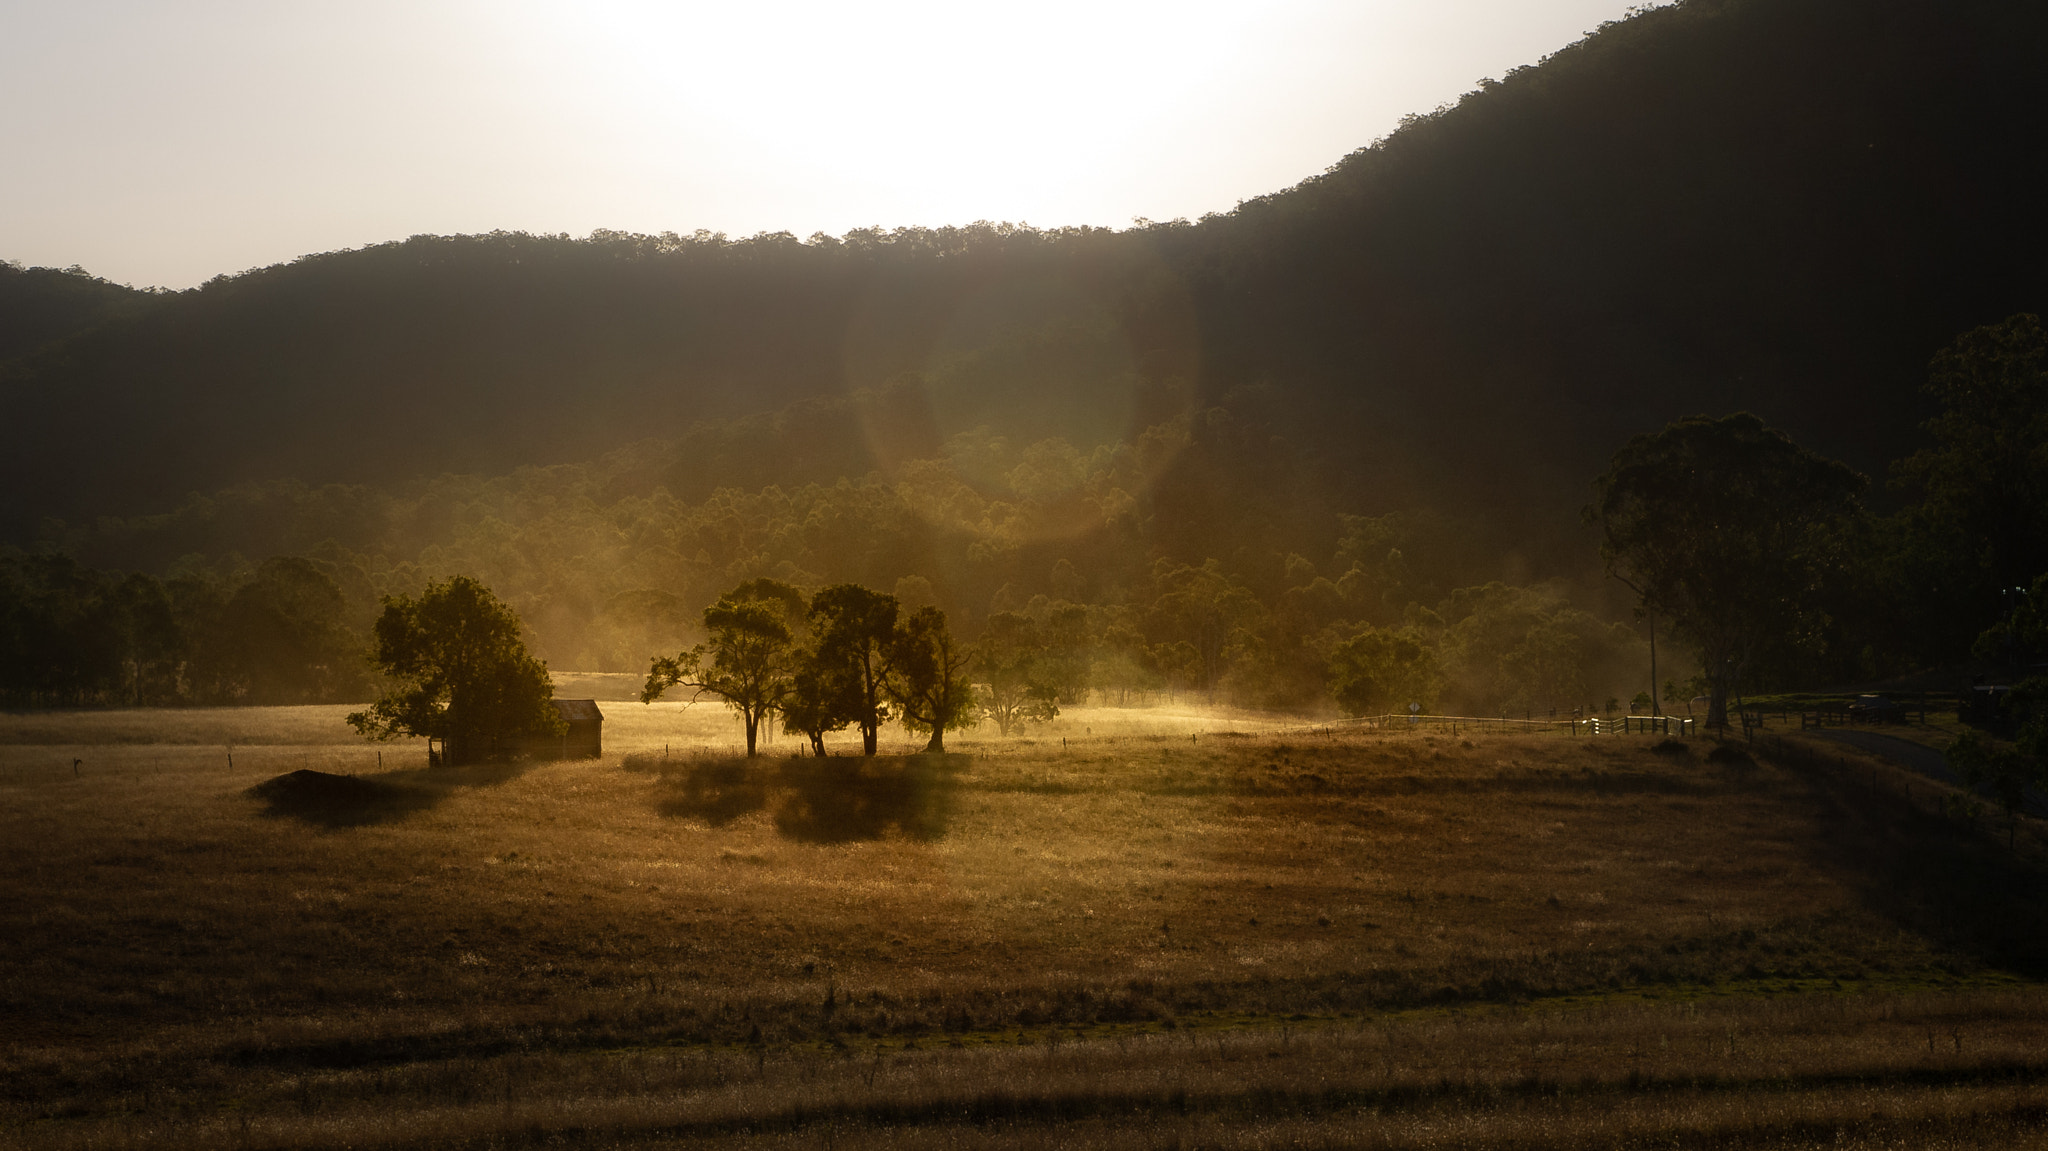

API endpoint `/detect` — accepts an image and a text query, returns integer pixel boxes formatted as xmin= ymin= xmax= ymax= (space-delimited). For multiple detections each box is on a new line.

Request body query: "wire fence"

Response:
xmin=1268 ymin=711 xmax=1697 ymax=739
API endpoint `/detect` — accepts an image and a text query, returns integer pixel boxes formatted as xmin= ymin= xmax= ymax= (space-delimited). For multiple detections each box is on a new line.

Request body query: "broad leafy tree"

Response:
xmin=1035 ymin=601 xmax=1094 ymax=705
xmin=1946 ymin=717 xmax=2045 ymax=850
xmin=1434 ymin=582 xmax=1639 ymax=715
xmin=1890 ymin=315 xmax=2048 ymax=659
xmin=1897 ymin=315 xmax=2048 ymax=596
xmin=780 ymin=657 xmax=848 ymax=757
xmin=348 ymin=575 xmax=563 ymax=764
xmin=1975 ymin=571 xmax=2048 ymax=668
xmin=808 ymin=584 xmax=899 ymax=755
xmin=1146 ymin=559 xmax=1261 ymax=699
xmin=1328 ymin=626 xmax=1440 ymax=717
xmin=889 ymin=606 xmax=976 ymax=752
xmin=975 ymin=611 xmax=1059 ymax=735
xmin=1955 ymin=577 xmax=2048 ymax=846
xmin=1092 ymin=618 xmax=1162 ymax=707
xmin=643 ymin=578 xmax=806 ymax=756
xmin=218 ymin=556 xmax=364 ymax=704
xmin=1588 ymin=413 xmax=1865 ymax=729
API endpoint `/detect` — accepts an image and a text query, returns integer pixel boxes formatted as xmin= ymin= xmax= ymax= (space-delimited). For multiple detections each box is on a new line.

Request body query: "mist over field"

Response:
xmin=5 ymin=0 xmax=2048 ymax=1146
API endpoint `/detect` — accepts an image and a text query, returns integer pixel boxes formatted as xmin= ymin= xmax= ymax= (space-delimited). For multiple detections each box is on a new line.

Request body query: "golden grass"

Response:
xmin=2 ymin=707 xmax=2045 ymax=1147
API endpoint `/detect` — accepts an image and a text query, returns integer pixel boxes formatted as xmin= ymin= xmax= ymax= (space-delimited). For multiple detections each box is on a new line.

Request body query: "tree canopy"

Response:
xmin=1328 ymin=627 xmax=1440 ymax=719
xmin=348 ymin=575 xmax=563 ymax=765
xmin=642 ymin=578 xmax=806 ymax=756
xmin=1588 ymin=413 xmax=1866 ymax=728
xmin=889 ymin=606 xmax=976 ymax=753
xmin=808 ymin=585 xmax=899 ymax=756
xmin=217 ymin=556 xmax=367 ymax=705
xmin=0 ymin=550 xmax=366 ymax=708
xmin=974 ymin=611 xmax=1060 ymax=736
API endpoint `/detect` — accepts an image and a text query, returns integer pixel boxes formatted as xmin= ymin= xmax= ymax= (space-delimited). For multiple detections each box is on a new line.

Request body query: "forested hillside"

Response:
xmin=14 ymin=305 xmax=2038 ymax=719
xmin=0 ymin=263 xmax=150 ymax=364
xmin=1173 ymin=0 xmax=2048 ymax=518
xmin=6 ymin=0 xmax=2044 ymax=542
xmin=4 ymin=0 xmax=2045 ymax=712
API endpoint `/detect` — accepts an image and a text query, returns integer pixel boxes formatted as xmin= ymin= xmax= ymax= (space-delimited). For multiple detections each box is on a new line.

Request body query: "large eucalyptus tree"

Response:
xmin=1588 ymin=413 xmax=1865 ymax=729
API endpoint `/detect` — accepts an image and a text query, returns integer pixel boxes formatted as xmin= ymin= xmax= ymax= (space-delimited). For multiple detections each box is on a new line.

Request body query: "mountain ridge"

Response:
xmin=5 ymin=0 xmax=2044 ymax=556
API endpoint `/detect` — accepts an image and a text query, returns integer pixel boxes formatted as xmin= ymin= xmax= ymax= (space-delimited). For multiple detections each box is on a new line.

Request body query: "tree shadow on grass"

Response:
xmin=248 ymin=759 xmax=544 ymax=828
xmin=652 ymin=758 xmax=770 ymax=828
xmin=773 ymin=754 xmax=964 ymax=843
xmin=1762 ymin=737 xmax=2048 ymax=978
xmin=650 ymin=754 xmax=965 ymax=842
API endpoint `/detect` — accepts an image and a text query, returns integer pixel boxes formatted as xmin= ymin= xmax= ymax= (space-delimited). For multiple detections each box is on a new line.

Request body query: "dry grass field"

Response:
xmin=3 ymin=702 xmax=2047 ymax=1148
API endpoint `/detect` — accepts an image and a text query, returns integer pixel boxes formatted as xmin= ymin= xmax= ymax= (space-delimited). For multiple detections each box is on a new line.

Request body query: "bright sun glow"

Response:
xmin=0 ymin=1 xmax=1647 ymax=287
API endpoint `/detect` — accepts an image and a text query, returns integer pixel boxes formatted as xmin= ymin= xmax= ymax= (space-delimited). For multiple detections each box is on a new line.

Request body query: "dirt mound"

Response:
xmin=246 ymin=769 xmax=431 ymax=826
xmin=249 ymin=769 xmax=395 ymax=804
xmin=1651 ymin=738 xmax=1692 ymax=757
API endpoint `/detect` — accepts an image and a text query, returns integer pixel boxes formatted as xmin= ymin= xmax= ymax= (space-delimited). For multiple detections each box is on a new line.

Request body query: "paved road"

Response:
xmin=1813 ymin=728 xmax=2047 ymax=817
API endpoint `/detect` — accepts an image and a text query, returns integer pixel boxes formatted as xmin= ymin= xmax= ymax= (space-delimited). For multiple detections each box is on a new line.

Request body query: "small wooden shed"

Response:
xmin=532 ymin=699 xmax=603 ymax=759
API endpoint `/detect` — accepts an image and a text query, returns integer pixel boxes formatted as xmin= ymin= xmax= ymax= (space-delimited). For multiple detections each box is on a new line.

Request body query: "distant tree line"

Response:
xmin=6 ymin=313 xmax=2042 ymax=721
xmin=0 ymin=552 xmax=368 ymax=707
xmin=25 ymin=396 xmax=1657 ymax=717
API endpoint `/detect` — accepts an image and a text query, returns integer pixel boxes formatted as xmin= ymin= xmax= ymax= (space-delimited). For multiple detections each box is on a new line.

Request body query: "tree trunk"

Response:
xmin=925 ymin=728 xmax=944 ymax=754
xmin=862 ymin=722 xmax=878 ymax=755
xmin=744 ymin=711 xmax=758 ymax=757
xmin=808 ymin=732 xmax=826 ymax=756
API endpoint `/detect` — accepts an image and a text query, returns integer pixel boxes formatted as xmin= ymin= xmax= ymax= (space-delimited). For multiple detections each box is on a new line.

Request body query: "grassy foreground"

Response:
xmin=3 ymin=704 xmax=2047 ymax=1148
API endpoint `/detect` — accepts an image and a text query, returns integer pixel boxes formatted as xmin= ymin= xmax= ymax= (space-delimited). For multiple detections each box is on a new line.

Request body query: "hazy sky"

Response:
xmin=1 ymin=1 xmax=1649 ymax=289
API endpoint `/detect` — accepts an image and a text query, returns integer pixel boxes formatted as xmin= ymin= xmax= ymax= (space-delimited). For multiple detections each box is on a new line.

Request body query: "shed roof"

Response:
xmin=551 ymin=699 xmax=603 ymax=724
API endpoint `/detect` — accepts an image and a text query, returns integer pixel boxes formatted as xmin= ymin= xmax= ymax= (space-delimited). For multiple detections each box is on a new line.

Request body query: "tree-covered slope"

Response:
xmin=0 ymin=262 xmax=151 ymax=364
xmin=1175 ymin=0 xmax=2048 ymax=517
xmin=3 ymin=0 xmax=2043 ymax=546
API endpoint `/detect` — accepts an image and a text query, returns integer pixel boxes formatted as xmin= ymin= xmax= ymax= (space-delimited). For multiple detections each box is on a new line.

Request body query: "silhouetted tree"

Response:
xmin=1955 ymin=572 xmax=2048 ymax=847
xmin=643 ymin=578 xmax=807 ymax=756
xmin=348 ymin=575 xmax=563 ymax=764
xmin=1589 ymin=414 xmax=1865 ymax=729
xmin=808 ymin=584 xmax=899 ymax=755
xmin=976 ymin=611 xmax=1059 ymax=735
xmin=1946 ymin=724 xmax=2044 ymax=849
xmin=1893 ymin=314 xmax=2048 ymax=653
xmin=890 ymin=606 xmax=975 ymax=752
xmin=781 ymin=657 xmax=848 ymax=757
